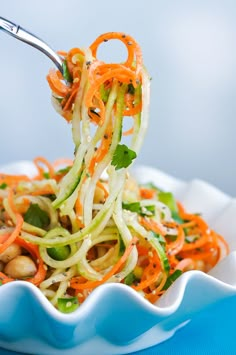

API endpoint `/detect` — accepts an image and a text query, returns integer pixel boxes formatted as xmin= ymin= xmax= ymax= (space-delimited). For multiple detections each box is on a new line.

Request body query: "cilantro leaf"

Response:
xmin=122 ymin=202 xmax=140 ymax=213
xmin=162 ymin=270 xmax=183 ymax=290
xmin=111 ymin=144 xmax=137 ymax=170
xmin=24 ymin=204 xmax=50 ymax=229
xmin=0 ymin=183 xmax=7 ymax=190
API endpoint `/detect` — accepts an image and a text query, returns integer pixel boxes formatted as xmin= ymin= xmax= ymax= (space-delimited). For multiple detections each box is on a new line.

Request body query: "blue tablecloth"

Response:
xmin=1 ymin=296 xmax=235 ymax=355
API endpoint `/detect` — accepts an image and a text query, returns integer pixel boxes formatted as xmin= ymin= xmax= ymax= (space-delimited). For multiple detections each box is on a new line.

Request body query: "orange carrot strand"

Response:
xmin=70 ymin=237 xmax=138 ymax=290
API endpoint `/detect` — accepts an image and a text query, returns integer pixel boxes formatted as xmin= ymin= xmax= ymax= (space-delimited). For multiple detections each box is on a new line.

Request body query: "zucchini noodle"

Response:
xmin=0 ymin=32 xmax=229 ymax=312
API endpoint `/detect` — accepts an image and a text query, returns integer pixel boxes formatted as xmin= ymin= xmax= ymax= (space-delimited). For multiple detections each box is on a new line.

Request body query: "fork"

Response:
xmin=0 ymin=16 xmax=63 ymax=73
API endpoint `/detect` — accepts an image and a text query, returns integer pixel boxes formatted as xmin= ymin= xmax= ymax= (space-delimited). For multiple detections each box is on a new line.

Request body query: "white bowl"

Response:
xmin=0 ymin=162 xmax=236 ymax=355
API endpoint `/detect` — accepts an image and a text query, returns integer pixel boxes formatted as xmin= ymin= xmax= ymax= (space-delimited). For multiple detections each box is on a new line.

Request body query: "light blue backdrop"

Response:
xmin=0 ymin=0 xmax=235 ymax=195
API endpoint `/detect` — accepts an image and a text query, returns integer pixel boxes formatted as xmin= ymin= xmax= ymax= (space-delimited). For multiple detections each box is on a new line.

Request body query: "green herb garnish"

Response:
xmin=0 ymin=183 xmax=7 ymax=190
xmin=24 ymin=203 xmax=50 ymax=229
xmin=111 ymin=144 xmax=137 ymax=170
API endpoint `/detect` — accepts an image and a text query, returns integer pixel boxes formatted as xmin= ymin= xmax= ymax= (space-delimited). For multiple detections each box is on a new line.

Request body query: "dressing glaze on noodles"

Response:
xmin=0 ymin=33 xmax=229 ymax=312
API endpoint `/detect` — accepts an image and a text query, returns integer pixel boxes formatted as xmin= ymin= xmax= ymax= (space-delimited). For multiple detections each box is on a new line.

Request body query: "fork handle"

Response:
xmin=0 ymin=17 xmax=63 ymax=73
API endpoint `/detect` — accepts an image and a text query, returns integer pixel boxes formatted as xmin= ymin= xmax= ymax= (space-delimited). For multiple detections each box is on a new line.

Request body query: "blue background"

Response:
xmin=0 ymin=296 xmax=236 ymax=354
xmin=1 ymin=0 xmax=236 ymax=195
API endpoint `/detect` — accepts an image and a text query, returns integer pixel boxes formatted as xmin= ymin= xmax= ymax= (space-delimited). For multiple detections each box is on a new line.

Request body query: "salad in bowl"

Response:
xmin=0 ymin=32 xmax=235 ymax=355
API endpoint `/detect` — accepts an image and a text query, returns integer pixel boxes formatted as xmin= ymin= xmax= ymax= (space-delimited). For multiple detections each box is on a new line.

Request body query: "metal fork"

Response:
xmin=0 ymin=16 xmax=63 ymax=73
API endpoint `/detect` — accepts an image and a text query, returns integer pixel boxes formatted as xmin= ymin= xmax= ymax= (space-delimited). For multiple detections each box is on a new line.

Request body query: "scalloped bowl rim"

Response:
xmin=0 ymin=161 xmax=236 ymax=355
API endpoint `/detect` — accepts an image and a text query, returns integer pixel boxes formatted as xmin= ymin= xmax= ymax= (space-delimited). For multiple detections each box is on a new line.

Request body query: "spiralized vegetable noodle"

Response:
xmin=0 ymin=32 xmax=229 ymax=312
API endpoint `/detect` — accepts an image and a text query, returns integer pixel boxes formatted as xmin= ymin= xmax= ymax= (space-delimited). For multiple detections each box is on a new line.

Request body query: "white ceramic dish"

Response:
xmin=0 ymin=162 xmax=236 ymax=355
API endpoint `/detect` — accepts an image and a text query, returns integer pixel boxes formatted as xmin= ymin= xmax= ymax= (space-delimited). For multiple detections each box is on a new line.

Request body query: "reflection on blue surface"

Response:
xmin=135 ymin=296 xmax=236 ymax=355
xmin=1 ymin=296 xmax=236 ymax=355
